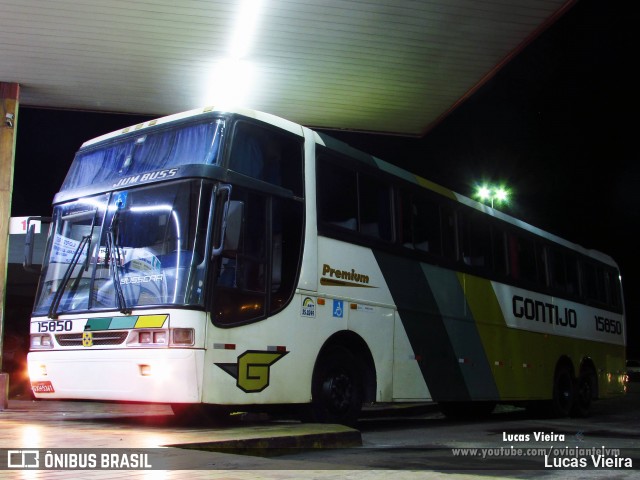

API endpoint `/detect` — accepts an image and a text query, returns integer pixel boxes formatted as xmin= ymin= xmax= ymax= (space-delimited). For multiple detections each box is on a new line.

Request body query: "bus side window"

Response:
xmin=491 ymin=226 xmax=508 ymax=276
xmin=317 ymin=158 xmax=358 ymax=231
xmin=398 ymin=191 xmax=441 ymax=255
xmin=270 ymin=198 xmax=304 ymax=314
xmin=605 ymin=268 xmax=622 ymax=309
xmin=229 ymin=121 xmax=303 ymax=196
xmin=358 ymin=173 xmax=392 ymax=241
xmin=565 ymin=254 xmax=580 ymax=296
xmin=508 ymin=232 xmax=538 ymax=284
xmin=546 ymin=246 xmax=579 ymax=296
xmin=458 ymin=211 xmax=491 ymax=269
xmin=414 ymin=196 xmax=441 ymax=254
xmin=546 ymin=246 xmax=565 ymax=292
xmin=583 ymin=261 xmax=611 ymax=306
xmin=229 ymin=123 xmax=265 ymax=179
xmin=214 ymin=187 xmax=267 ymax=324
xmin=441 ymin=205 xmax=457 ymax=261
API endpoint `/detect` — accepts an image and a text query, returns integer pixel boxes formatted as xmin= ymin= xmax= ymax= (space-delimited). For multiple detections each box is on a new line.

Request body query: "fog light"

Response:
xmin=139 ymin=364 xmax=152 ymax=376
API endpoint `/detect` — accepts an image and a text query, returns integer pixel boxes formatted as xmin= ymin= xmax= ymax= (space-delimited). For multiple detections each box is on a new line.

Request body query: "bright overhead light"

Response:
xmin=204 ymin=58 xmax=256 ymax=108
xmin=477 ymin=186 xmax=491 ymax=201
xmin=202 ymin=0 xmax=263 ymax=109
xmin=229 ymin=0 xmax=264 ymax=59
xmin=474 ymin=184 xmax=510 ymax=209
xmin=494 ymin=187 xmax=508 ymax=203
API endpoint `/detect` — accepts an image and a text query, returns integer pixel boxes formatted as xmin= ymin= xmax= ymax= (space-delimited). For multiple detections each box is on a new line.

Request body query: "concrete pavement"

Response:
xmin=0 ymin=398 xmax=506 ymax=480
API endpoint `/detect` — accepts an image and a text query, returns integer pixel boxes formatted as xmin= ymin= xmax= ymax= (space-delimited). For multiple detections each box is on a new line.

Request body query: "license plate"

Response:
xmin=31 ymin=381 xmax=55 ymax=393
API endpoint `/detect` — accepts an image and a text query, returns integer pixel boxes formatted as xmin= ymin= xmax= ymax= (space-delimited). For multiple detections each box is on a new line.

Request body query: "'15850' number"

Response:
xmin=595 ymin=316 xmax=622 ymax=335
xmin=36 ymin=320 xmax=73 ymax=333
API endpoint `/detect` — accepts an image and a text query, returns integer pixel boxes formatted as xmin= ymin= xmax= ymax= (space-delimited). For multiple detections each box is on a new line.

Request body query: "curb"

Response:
xmin=167 ymin=427 xmax=362 ymax=457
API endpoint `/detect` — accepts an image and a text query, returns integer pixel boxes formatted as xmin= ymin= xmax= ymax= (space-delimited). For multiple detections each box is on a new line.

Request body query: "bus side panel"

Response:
xmin=482 ymin=278 xmax=626 ymax=399
xmin=346 ymin=301 xmax=396 ymax=402
xmin=392 ymin=310 xmax=432 ymax=400
xmin=374 ymin=250 xmax=626 ymax=403
xmin=461 ymin=274 xmax=553 ymax=400
xmin=373 ymin=250 xmax=498 ymax=403
xmin=461 ymin=273 xmax=626 ymax=400
xmin=201 ymin=295 xmax=345 ymax=405
xmin=317 ymin=237 xmax=400 ymax=402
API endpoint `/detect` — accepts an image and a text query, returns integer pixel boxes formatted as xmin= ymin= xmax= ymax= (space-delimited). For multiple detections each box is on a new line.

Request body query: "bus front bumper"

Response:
xmin=27 ymin=348 xmax=204 ymax=403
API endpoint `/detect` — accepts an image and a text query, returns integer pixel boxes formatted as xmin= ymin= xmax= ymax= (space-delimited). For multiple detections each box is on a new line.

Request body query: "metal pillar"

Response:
xmin=0 ymin=82 xmax=20 ymax=409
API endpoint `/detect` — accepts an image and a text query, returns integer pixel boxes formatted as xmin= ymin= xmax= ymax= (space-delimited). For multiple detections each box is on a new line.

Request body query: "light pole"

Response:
xmin=475 ymin=185 xmax=509 ymax=209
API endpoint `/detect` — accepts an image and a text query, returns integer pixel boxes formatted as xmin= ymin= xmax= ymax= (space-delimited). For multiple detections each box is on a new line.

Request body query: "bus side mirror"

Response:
xmin=23 ymin=216 xmax=51 ymax=273
xmin=212 ymin=185 xmax=246 ymax=258
xmin=223 ymin=201 xmax=243 ymax=252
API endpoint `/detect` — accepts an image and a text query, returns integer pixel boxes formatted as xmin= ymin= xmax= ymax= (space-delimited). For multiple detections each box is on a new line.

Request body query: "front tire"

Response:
xmin=308 ymin=346 xmax=363 ymax=426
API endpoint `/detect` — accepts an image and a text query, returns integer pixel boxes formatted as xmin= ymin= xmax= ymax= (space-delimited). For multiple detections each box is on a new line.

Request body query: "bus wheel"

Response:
xmin=572 ymin=372 xmax=594 ymax=418
xmin=309 ymin=347 xmax=362 ymax=426
xmin=552 ymin=365 xmax=574 ymax=417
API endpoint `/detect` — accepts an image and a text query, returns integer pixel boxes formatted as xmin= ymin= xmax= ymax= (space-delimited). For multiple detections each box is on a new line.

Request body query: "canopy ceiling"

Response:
xmin=0 ymin=0 xmax=573 ymax=135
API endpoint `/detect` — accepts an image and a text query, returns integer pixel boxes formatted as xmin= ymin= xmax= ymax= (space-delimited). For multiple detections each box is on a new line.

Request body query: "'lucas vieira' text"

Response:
xmin=503 ymin=432 xmax=565 ymax=442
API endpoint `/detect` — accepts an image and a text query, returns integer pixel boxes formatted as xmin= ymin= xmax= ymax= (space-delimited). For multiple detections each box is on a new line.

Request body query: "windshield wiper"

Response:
xmin=48 ymin=234 xmax=91 ymax=319
xmin=105 ymin=209 xmax=131 ymax=315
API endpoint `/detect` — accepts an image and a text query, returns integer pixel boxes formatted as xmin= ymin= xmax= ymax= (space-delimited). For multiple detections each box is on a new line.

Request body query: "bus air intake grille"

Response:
xmin=56 ymin=331 xmax=128 ymax=346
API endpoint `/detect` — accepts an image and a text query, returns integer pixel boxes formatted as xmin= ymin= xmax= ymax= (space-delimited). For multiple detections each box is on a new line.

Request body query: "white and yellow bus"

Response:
xmin=26 ymin=106 xmax=626 ymax=424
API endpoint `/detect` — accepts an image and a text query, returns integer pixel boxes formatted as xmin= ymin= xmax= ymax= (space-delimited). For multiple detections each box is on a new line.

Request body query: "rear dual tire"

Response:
xmin=550 ymin=364 xmax=595 ymax=418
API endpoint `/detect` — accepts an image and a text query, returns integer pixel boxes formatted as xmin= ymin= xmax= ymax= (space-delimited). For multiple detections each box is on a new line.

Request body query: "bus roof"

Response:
xmin=81 ymin=106 xmax=303 ymax=149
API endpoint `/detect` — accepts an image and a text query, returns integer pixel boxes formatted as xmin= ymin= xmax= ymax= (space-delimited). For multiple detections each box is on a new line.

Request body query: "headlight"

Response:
xmin=153 ymin=331 xmax=167 ymax=344
xmin=128 ymin=329 xmax=191 ymax=346
xmin=171 ymin=328 xmax=194 ymax=346
xmin=131 ymin=329 xmax=166 ymax=346
xmin=30 ymin=334 xmax=53 ymax=349
xmin=139 ymin=331 xmax=152 ymax=344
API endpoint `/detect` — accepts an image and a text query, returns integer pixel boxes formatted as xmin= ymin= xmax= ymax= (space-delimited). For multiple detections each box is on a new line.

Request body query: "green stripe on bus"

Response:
xmin=84 ymin=317 xmax=112 ymax=331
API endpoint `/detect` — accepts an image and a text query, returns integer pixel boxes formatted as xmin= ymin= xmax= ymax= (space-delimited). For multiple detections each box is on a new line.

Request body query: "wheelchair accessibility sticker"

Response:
xmin=333 ymin=300 xmax=344 ymax=318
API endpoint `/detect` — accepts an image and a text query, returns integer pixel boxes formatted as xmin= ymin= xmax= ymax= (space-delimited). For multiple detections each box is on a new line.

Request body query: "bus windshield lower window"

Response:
xmin=33 ymin=180 xmax=213 ymax=316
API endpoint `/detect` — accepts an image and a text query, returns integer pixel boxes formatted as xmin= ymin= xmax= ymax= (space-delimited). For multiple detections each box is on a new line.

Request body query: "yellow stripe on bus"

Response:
xmin=134 ymin=315 xmax=168 ymax=328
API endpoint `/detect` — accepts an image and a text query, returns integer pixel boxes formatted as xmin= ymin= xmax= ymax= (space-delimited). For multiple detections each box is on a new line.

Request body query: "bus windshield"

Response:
xmin=33 ymin=179 xmax=213 ymax=316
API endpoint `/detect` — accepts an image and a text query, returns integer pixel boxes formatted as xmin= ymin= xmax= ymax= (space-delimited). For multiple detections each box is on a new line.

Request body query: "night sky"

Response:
xmin=11 ymin=0 xmax=638 ymax=354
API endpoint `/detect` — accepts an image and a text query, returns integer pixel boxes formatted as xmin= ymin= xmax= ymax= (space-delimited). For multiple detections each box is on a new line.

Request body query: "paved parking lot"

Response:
xmin=0 ymin=399 xmax=490 ymax=480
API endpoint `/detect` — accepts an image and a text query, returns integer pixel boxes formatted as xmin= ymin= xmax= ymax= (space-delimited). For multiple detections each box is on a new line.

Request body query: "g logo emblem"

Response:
xmin=216 ymin=350 xmax=288 ymax=393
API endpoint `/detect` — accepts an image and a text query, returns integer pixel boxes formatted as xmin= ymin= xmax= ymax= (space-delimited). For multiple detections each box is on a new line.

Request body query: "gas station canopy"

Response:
xmin=0 ymin=0 xmax=572 ymax=135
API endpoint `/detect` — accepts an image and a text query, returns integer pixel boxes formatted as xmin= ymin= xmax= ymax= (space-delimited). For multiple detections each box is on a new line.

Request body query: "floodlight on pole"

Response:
xmin=474 ymin=184 xmax=510 ymax=209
